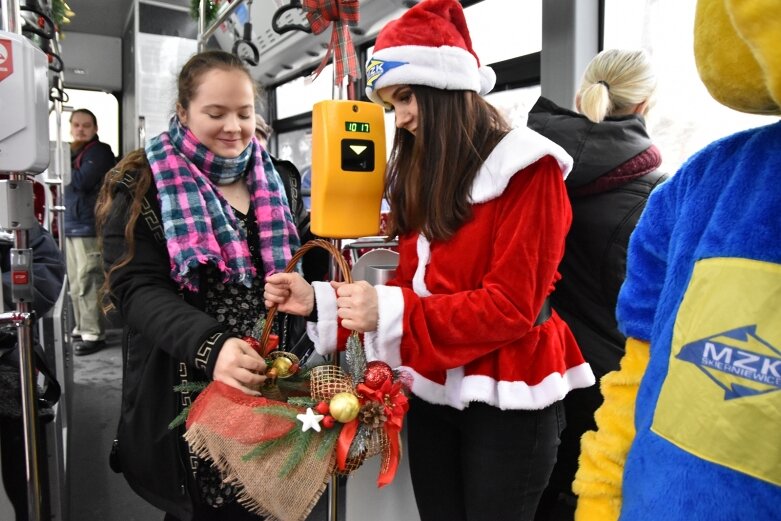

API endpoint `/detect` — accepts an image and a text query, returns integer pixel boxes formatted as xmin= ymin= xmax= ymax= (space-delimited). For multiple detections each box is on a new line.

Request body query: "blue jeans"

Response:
xmin=407 ymin=398 xmax=565 ymax=521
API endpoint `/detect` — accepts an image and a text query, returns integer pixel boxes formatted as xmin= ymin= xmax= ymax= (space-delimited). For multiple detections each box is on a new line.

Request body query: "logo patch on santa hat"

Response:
xmin=366 ymin=58 xmax=407 ymax=90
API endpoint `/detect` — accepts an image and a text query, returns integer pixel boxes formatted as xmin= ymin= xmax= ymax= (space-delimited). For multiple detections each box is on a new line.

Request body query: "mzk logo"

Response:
xmin=677 ymin=325 xmax=781 ymax=400
xmin=365 ymin=59 xmax=407 ymax=89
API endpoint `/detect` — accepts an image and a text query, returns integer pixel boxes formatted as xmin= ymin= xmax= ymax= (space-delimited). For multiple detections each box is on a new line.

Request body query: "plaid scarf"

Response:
xmin=145 ymin=117 xmax=299 ymax=292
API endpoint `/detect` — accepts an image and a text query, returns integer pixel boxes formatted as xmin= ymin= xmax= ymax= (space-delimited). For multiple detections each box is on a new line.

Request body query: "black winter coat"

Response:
xmin=103 ymin=155 xmax=312 ymax=520
xmin=102 ymin=165 xmax=231 ymax=520
xmin=65 ymin=136 xmax=116 ymax=236
xmin=528 ymin=97 xmax=668 ymax=378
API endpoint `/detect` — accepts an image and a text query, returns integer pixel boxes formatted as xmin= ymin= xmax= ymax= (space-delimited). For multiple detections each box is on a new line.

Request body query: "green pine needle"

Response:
xmin=317 ymin=426 xmax=341 ymax=459
xmin=287 ymin=397 xmax=317 ymax=408
xmin=168 ymin=380 xmax=209 ymax=430
xmin=278 ymin=427 xmax=314 ymax=477
xmin=241 ymin=428 xmax=299 ymax=462
xmin=254 ymin=404 xmax=299 ymax=420
xmin=173 ymin=381 xmax=209 ymax=393
xmin=168 ymin=406 xmax=190 ymax=430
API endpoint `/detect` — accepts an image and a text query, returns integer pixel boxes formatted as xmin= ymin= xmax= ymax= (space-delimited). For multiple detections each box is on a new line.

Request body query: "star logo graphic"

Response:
xmin=296 ymin=407 xmax=324 ymax=432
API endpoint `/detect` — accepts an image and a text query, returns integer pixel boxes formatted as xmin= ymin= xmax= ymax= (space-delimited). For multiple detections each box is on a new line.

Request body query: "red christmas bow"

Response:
xmin=303 ymin=0 xmax=360 ymax=84
xmin=336 ymin=377 xmax=409 ymax=487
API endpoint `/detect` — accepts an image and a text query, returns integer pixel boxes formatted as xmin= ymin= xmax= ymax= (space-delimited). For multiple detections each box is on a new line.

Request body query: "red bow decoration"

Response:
xmin=336 ymin=378 xmax=409 ymax=487
xmin=303 ymin=0 xmax=360 ymax=84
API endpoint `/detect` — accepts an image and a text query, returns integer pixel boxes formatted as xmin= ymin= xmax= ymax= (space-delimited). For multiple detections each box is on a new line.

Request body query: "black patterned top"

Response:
xmin=197 ymin=205 xmax=266 ymax=510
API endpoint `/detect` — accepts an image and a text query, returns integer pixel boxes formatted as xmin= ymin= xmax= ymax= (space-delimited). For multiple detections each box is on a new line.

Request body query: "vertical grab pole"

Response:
xmin=12 ymin=228 xmax=42 ymax=521
xmin=2 ymin=3 xmax=44 ymax=520
xmin=327 ymin=69 xmax=348 ymax=521
xmin=51 ymin=71 xmax=66 ymax=250
xmin=327 ymin=237 xmax=342 ymax=521
xmin=198 ymin=0 xmax=206 ymax=51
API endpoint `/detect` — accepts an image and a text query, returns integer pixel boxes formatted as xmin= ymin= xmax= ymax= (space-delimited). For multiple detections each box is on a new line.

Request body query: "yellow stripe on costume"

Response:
xmin=573 ymin=337 xmax=650 ymax=521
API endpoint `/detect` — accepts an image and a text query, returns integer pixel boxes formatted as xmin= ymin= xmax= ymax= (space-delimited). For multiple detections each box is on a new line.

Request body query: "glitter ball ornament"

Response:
xmin=272 ymin=356 xmax=293 ymax=376
xmin=329 ymin=392 xmax=361 ymax=423
xmin=363 ymin=361 xmax=393 ymax=390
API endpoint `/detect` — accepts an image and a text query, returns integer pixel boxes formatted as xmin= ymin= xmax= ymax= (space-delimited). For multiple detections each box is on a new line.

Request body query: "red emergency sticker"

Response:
xmin=0 ymin=39 xmax=13 ymax=83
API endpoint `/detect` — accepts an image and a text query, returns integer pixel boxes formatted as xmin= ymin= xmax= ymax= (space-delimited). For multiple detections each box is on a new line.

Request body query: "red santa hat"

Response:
xmin=365 ymin=0 xmax=496 ymax=104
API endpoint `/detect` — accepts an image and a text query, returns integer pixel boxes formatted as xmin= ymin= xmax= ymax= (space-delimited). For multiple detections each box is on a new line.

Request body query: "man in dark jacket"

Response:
xmin=64 ymin=109 xmax=115 ymax=355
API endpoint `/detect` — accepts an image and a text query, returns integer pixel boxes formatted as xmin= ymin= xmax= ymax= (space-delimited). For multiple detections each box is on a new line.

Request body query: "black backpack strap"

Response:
xmin=0 ymin=335 xmax=61 ymax=406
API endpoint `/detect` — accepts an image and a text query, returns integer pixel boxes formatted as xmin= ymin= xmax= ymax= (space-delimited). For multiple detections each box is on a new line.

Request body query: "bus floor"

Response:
xmin=70 ymin=328 xmax=332 ymax=521
xmin=70 ymin=328 xmax=163 ymax=520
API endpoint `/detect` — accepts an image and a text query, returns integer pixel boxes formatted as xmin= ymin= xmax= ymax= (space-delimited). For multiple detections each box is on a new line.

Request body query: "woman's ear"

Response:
xmin=176 ymin=103 xmax=187 ymax=125
xmin=634 ymin=99 xmax=650 ymax=116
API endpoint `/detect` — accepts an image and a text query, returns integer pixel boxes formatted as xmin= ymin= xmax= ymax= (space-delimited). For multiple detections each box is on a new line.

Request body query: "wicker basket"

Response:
xmin=183 ymin=239 xmax=409 ymax=521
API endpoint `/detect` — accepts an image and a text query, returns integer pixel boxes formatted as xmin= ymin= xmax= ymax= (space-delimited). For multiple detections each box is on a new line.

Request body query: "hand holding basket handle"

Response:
xmin=260 ymin=239 xmax=352 ymax=356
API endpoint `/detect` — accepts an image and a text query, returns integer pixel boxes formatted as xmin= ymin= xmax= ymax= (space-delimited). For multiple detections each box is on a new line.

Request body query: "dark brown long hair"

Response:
xmin=95 ymin=150 xmax=152 ymax=313
xmin=96 ymin=50 xmax=257 ymax=312
xmin=384 ymin=86 xmax=511 ymax=241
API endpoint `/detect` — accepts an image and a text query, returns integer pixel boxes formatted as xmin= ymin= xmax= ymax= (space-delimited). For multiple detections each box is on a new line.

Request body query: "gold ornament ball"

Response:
xmin=329 ymin=392 xmax=361 ymax=423
xmin=272 ymin=356 xmax=293 ymax=376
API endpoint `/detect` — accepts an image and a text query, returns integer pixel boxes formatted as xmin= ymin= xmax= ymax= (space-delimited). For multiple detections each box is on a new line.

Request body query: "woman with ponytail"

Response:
xmin=96 ymin=50 xmax=299 ymax=520
xmin=529 ymin=49 xmax=668 ymax=521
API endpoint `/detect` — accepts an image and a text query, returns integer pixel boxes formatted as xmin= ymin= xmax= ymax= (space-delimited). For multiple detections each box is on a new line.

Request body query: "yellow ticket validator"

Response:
xmin=310 ymin=100 xmax=386 ymax=238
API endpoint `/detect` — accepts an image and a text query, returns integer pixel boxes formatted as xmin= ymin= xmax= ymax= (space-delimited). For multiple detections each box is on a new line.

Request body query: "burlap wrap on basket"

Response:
xmin=184 ymin=381 xmax=335 ymax=521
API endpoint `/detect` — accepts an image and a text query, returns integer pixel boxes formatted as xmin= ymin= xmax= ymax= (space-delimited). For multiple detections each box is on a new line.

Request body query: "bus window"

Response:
xmin=603 ymin=0 xmax=776 ymax=174
xmin=276 ymin=128 xmax=313 ymax=207
xmin=275 ymin=63 xmax=335 ymax=120
xmin=48 ymin=89 xmax=120 ymax=157
xmin=465 ymin=0 xmax=542 ymax=63
xmin=486 ymin=86 xmax=542 ymax=128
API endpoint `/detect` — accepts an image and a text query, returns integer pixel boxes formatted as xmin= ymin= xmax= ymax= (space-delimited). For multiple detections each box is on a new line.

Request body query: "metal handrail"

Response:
xmin=198 ymin=0 xmax=247 ymax=51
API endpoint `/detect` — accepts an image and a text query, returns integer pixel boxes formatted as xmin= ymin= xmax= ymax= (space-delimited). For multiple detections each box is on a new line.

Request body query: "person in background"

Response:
xmin=528 ymin=49 xmax=668 ymax=521
xmin=96 ymin=51 xmax=299 ymax=520
xmin=0 ymin=223 xmax=66 ymax=521
xmin=65 ymin=108 xmax=116 ymax=356
xmin=264 ymin=1 xmax=595 ymax=520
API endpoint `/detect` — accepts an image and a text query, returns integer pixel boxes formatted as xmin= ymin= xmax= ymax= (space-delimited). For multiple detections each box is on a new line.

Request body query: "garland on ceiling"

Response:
xmin=190 ymin=0 xmax=228 ymax=26
xmin=51 ymin=0 xmax=75 ymax=30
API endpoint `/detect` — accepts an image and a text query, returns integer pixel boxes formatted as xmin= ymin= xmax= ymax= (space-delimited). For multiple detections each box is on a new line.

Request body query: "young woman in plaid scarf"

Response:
xmin=96 ymin=50 xmax=298 ymax=521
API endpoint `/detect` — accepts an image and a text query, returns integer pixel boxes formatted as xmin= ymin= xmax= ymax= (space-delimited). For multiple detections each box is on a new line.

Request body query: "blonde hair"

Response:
xmin=577 ymin=49 xmax=657 ymax=123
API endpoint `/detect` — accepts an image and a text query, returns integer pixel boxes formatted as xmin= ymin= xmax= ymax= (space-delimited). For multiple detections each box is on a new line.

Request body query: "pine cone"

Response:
xmin=359 ymin=401 xmax=387 ymax=429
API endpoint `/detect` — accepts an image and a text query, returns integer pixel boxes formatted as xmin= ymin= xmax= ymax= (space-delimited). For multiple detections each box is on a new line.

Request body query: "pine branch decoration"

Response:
xmin=345 ymin=333 xmax=366 ymax=383
xmin=168 ymin=380 xmax=210 ymax=429
xmin=240 ymin=417 xmax=341 ymax=479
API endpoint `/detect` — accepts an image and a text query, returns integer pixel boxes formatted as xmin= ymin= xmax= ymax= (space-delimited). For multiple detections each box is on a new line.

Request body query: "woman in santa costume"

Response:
xmin=264 ymin=1 xmax=594 ymax=519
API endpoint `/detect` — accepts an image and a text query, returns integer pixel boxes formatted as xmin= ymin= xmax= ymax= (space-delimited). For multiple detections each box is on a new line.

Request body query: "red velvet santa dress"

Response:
xmin=309 ymin=126 xmax=595 ymax=410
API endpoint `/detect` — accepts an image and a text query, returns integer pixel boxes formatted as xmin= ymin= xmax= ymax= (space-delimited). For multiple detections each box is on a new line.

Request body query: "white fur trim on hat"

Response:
xmin=365 ymin=45 xmax=496 ymax=104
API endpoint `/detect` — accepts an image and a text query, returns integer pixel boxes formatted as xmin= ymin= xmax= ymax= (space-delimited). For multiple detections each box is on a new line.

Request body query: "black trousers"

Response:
xmin=407 ymin=398 xmax=565 ymax=521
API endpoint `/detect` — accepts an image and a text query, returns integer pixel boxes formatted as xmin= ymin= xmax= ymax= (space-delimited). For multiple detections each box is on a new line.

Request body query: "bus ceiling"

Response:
xmin=60 ymin=0 xmax=418 ymax=91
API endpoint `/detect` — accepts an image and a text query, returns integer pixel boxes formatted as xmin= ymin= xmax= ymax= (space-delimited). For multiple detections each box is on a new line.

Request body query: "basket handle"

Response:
xmin=260 ymin=239 xmax=353 ymax=355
